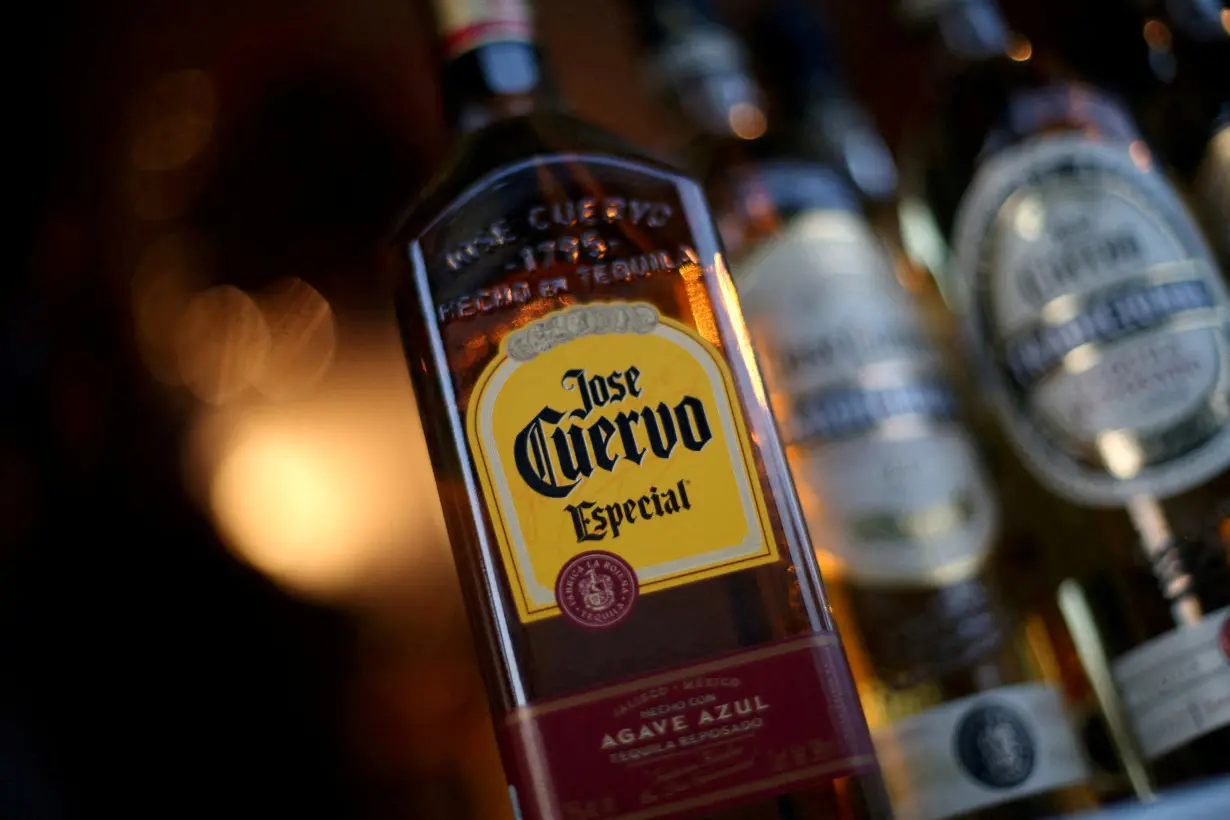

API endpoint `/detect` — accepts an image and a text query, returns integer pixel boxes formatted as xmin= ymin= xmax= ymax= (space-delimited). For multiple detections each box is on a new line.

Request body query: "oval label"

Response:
xmin=737 ymin=209 xmax=997 ymax=585
xmin=953 ymin=135 xmax=1230 ymax=506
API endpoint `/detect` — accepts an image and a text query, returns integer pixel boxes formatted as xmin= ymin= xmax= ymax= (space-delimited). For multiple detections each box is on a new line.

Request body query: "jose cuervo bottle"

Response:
xmin=387 ymin=1 xmax=892 ymax=817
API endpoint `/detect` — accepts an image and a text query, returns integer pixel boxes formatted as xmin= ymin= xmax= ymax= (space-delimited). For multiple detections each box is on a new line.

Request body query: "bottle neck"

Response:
xmin=901 ymin=0 xmax=1010 ymax=60
xmin=634 ymin=0 xmax=768 ymax=142
xmin=753 ymin=0 xmax=899 ymax=201
xmin=433 ymin=0 xmax=547 ymax=135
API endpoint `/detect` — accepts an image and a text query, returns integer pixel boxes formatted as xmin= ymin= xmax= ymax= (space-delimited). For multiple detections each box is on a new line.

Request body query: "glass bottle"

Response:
xmin=899 ymin=0 xmax=1230 ymax=789
xmin=387 ymin=1 xmax=893 ymax=817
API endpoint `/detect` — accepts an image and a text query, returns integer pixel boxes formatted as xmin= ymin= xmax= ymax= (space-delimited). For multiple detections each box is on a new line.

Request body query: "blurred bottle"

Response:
xmin=635 ymin=1 xmax=1101 ymax=817
xmin=741 ymin=0 xmax=963 ymax=358
xmin=897 ymin=0 xmax=1230 ymax=790
xmin=740 ymin=0 xmax=900 ymax=210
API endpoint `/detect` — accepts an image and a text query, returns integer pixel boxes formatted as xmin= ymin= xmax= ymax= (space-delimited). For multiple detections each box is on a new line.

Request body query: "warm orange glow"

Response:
xmin=130 ymin=69 xmax=217 ymax=172
xmin=254 ymin=278 xmax=338 ymax=400
xmin=1222 ymin=9 xmax=1229 ymax=36
xmin=1006 ymin=35 xmax=1033 ymax=62
xmin=679 ymin=260 xmax=718 ymax=344
xmin=1129 ymin=139 xmax=1154 ymax=173
xmin=188 ymin=330 xmax=449 ymax=604
xmin=729 ymin=102 xmax=767 ymax=140
xmin=1142 ymin=19 xmax=1172 ymax=51
xmin=176 ymin=285 xmax=272 ymax=404
xmin=711 ymin=253 xmax=763 ymax=407
xmin=1219 ymin=516 xmax=1229 ymax=546
xmin=212 ymin=426 xmax=359 ymax=583
xmin=1022 ymin=614 xmax=1064 ymax=687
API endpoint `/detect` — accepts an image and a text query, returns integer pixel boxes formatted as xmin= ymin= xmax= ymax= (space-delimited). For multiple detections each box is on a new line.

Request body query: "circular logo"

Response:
xmin=555 ymin=551 xmax=639 ymax=629
xmin=954 ymin=701 xmax=1037 ymax=789
xmin=1219 ymin=615 xmax=1230 ymax=664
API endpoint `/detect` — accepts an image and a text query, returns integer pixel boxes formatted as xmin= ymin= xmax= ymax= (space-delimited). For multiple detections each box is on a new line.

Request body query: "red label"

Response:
xmin=499 ymin=633 xmax=878 ymax=820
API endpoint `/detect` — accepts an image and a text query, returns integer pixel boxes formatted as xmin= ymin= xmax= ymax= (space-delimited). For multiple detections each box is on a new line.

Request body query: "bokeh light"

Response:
xmin=254 ymin=277 xmax=339 ymax=401
xmin=186 ymin=330 xmax=448 ymax=605
xmin=176 ymin=284 xmax=272 ymax=404
xmin=1005 ymin=35 xmax=1032 ymax=62
xmin=729 ymin=101 xmax=768 ymax=140
xmin=1129 ymin=139 xmax=1154 ymax=172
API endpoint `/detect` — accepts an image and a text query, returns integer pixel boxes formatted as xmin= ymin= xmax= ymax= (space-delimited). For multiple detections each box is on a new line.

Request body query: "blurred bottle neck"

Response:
xmin=753 ymin=0 xmax=899 ymax=201
xmin=433 ymin=0 xmax=549 ymax=135
xmin=634 ymin=0 xmax=769 ymax=142
xmin=901 ymin=0 xmax=1011 ymax=61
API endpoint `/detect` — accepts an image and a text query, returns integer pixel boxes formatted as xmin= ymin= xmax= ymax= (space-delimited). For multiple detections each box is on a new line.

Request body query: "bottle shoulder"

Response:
xmin=391 ymin=111 xmax=693 ymax=245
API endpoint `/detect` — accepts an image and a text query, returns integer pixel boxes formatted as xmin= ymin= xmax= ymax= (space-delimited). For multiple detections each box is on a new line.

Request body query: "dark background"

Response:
xmin=4 ymin=0 xmax=1202 ymax=817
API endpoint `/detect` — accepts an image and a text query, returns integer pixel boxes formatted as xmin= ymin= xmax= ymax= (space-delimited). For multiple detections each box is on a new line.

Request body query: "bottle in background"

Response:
xmin=387 ymin=1 xmax=893 ymax=817
xmin=899 ymin=0 xmax=1230 ymax=790
xmin=743 ymin=0 xmax=957 ymax=353
xmin=1007 ymin=0 xmax=1228 ymax=260
xmin=636 ymin=1 xmax=1102 ymax=817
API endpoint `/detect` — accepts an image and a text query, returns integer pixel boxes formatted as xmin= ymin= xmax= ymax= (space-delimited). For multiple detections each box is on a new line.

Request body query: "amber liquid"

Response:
xmin=390 ymin=110 xmax=892 ymax=819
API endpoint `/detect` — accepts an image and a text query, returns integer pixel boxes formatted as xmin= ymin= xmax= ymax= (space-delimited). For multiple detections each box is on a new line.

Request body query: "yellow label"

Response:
xmin=467 ymin=302 xmax=779 ymax=623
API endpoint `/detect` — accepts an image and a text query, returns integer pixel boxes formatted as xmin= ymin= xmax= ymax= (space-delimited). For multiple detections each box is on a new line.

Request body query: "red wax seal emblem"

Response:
xmin=555 ymin=551 xmax=638 ymax=629
xmin=1219 ymin=615 xmax=1230 ymax=664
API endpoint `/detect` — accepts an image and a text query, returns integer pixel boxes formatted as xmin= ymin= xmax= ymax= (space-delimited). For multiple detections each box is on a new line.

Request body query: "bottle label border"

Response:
xmin=951 ymin=134 xmax=1230 ymax=506
xmin=499 ymin=632 xmax=878 ymax=820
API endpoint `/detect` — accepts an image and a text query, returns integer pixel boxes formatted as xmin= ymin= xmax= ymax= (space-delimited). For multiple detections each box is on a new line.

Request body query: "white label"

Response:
xmin=952 ymin=135 xmax=1230 ymax=506
xmin=1111 ymin=606 xmax=1230 ymax=759
xmin=737 ymin=210 xmax=997 ymax=585
xmin=873 ymin=683 xmax=1091 ymax=820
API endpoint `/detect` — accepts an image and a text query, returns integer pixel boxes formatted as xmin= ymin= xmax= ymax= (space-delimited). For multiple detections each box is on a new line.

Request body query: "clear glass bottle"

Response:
xmin=386 ymin=1 xmax=892 ymax=817
xmin=899 ymin=0 xmax=1230 ymax=789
